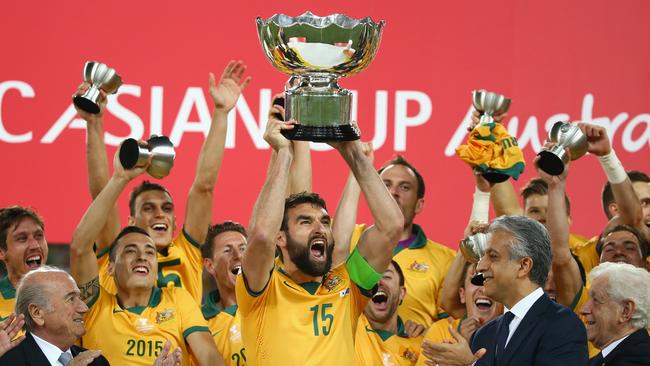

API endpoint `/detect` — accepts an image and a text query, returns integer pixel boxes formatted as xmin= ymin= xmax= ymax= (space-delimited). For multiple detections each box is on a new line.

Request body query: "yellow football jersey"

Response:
xmin=82 ymin=285 xmax=209 ymax=366
xmin=351 ymin=224 xmax=456 ymax=327
xmin=415 ymin=317 xmax=463 ymax=366
xmin=191 ymin=291 xmax=246 ymax=366
xmin=571 ymin=236 xmax=600 ymax=275
xmin=97 ymin=229 xmax=203 ymax=303
xmin=0 ymin=276 xmax=16 ymax=321
xmin=235 ymin=262 xmax=370 ymax=365
xmin=355 ymin=314 xmax=422 ymax=366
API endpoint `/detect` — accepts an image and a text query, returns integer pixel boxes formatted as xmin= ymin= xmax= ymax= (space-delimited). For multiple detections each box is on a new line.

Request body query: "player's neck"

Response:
xmin=284 ymin=260 xmax=323 ymax=284
xmin=216 ymin=283 xmax=237 ymax=309
xmin=400 ymin=222 xmax=415 ymax=241
xmin=7 ymin=271 xmax=21 ymax=288
xmin=367 ymin=313 xmax=399 ymax=334
xmin=117 ymin=287 xmax=154 ymax=308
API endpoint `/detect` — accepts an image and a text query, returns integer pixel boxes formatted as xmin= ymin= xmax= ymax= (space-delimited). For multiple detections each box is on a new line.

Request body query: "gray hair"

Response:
xmin=589 ymin=262 xmax=650 ymax=329
xmin=15 ymin=266 xmax=73 ymax=332
xmin=488 ymin=215 xmax=552 ymax=288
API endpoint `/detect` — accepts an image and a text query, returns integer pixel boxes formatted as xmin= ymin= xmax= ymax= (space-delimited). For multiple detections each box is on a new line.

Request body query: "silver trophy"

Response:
xmin=73 ymin=61 xmax=123 ymax=114
xmin=472 ymin=90 xmax=511 ymax=124
xmin=119 ymin=135 xmax=175 ymax=179
xmin=256 ymin=12 xmax=385 ymax=141
xmin=537 ymin=121 xmax=588 ymax=176
xmin=459 ymin=232 xmax=489 ymax=264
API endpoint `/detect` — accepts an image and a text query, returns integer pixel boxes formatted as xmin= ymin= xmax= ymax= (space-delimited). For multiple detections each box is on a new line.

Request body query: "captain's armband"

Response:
xmin=346 ymin=246 xmax=381 ymax=290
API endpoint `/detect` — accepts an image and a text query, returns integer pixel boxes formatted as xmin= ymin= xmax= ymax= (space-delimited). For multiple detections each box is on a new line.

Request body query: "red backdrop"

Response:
xmin=1 ymin=0 xmax=649 ymax=247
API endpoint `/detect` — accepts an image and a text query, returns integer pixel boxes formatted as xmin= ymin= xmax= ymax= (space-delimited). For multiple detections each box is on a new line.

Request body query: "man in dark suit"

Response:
xmin=0 ymin=266 xmax=109 ymax=365
xmin=422 ymin=215 xmax=588 ymax=366
xmin=581 ymin=262 xmax=650 ymax=366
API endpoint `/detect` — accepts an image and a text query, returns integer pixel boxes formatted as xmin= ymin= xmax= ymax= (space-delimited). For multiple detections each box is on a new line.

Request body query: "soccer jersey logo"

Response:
xmin=407 ymin=261 xmax=430 ymax=273
xmin=339 ymin=288 xmax=350 ymax=298
xmin=155 ymin=309 xmax=175 ymax=324
xmin=399 ymin=346 xmax=419 ymax=362
xmin=323 ymin=275 xmax=343 ymax=292
xmin=229 ymin=324 xmax=241 ymax=342
xmin=381 ymin=353 xmax=395 ymax=366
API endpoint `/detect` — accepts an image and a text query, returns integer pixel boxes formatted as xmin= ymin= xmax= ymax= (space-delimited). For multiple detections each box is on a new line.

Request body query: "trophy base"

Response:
xmin=537 ymin=150 xmax=565 ymax=176
xmin=281 ymin=124 xmax=360 ymax=142
xmin=119 ymin=138 xmax=141 ymax=169
xmin=482 ymin=172 xmax=510 ymax=183
xmin=73 ymin=96 xmax=101 ymax=114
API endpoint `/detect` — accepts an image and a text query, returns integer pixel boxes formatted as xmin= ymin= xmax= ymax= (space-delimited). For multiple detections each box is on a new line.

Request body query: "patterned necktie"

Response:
xmin=496 ymin=311 xmax=515 ymax=361
xmin=58 ymin=351 xmax=73 ymax=366
xmin=589 ymin=352 xmax=604 ymax=366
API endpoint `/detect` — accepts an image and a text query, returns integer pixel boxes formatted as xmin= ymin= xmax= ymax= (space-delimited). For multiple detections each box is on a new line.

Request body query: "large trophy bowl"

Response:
xmin=256 ymin=12 xmax=385 ymax=141
xmin=472 ymin=90 xmax=511 ymax=124
xmin=73 ymin=61 xmax=122 ymax=114
xmin=537 ymin=121 xmax=588 ymax=176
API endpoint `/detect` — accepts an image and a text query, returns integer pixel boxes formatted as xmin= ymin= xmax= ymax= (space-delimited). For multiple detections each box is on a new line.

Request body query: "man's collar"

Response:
xmin=31 ymin=332 xmax=71 ymax=365
xmin=506 ymin=287 xmax=544 ymax=320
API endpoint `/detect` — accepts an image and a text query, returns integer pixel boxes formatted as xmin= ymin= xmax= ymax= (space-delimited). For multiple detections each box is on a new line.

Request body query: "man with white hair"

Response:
xmin=580 ymin=262 xmax=650 ymax=366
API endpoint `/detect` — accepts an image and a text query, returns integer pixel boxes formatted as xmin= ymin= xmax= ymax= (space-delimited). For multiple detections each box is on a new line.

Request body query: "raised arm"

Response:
xmin=73 ymin=84 xmax=121 ymax=251
xmin=69 ymin=147 xmax=147 ymax=303
xmin=184 ymin=61 xmax=250 ymax=244
xmin=288 ymin=139 xmax=312 ymax=194
xmin=490 ymin=180 xmax=524 ymax=216
xmin=581 ymin=123 xmax=646 ymax=232
xmin=331 ymin=142 xmax=373 ymax=267
xmin=185 ymin=332 xmax=225 ymax=366
xmin=330 ymin=140 xmax=403 ymax=273
xmin=242 ymin=110 xmax=294 ymax=292
xmin=535 ymin=154 xmax=582 ymax=307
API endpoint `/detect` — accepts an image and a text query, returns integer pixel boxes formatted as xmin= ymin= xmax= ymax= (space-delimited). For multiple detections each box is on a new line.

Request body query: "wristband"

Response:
xmin=597 ymin=150 xmax=627 ymax=184
xmin=470 ymin=187 xmax=491 ymax=224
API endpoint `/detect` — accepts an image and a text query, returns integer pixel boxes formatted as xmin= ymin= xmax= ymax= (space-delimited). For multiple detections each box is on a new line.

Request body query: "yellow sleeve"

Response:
xmin=174 ymin=228 xmax=203 ymax=276
xmin=235 ymin=269 xmax=273 ymax=317
xmin=173 ymin=287 xmax=210 ymax=339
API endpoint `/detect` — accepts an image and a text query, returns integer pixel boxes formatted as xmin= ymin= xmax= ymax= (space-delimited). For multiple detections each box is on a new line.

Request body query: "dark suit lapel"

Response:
xmin=500 ymin=293 xmax=551 ymax=366
xmin=23 ymin=332 xmax=53 ymax=366
xmin=603 ymin=328 xmax=649 ymax=363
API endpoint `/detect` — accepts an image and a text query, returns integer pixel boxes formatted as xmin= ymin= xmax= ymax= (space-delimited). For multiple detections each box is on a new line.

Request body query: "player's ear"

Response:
xmin=276 ymin=231 xmax=287 ymax=249
xmin=107 ymin=262 xmax=115 ymax=277
xmin=127 ymin=216 xmax=136 ymax=226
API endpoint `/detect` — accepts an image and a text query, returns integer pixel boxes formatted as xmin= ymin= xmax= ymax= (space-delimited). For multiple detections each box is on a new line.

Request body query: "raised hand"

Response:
xmin=263 ymin=105 xmax=294 ymax=151
xmin=68 ymin=350 xmax=103 ymax=366
xmin=404 ymin=319 xmax=426 ymax=338
xmin=468 ymin=109 xmax=508 ymax=131
xmin=0 ymin=313 xmax=25 ymax=357
xmin=578 ymin=122 xmax=612 ymax=156
xmin=421 ymin=325 xmax=486 ymax=366
xmin=112 ymin=140 xmax=150 ymax=181
xmin=72 ymin=83 xmax=107 ymax=123
xmin=459 ymin=316 xmax=483 ymax=341
xmin=209 ymin=60 xmax=251 ymax=112
xmin=153 ymin=340 xmax=182 ymax=366
xmin=535 ymin=142 xmax=571 ymax=183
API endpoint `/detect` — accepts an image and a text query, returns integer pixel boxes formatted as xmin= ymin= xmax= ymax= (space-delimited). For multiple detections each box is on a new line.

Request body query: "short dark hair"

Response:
xmin=378 ymin=155 xmax=425 ymax=199
xmin=602 ymin=171 xmax=650 ymax=219
xmin=108 ymin=226 xmax=151 ymax=262
xmin=596 ymin=224 xmax=650 ymax=260
xmin=521 ymin=178 xmax=571 ymax=216
xmin=390 ymin=260 xmax=405 ymax=287
xmin=0 ymin=206 xmax=44 ymax=251
xmin=202 ymin=221 xmax=248 ymax=259
xmin=280 ymin=192 xmax=328 ymax=231
xmin=128 ymin=181 xmax=172 ymax=216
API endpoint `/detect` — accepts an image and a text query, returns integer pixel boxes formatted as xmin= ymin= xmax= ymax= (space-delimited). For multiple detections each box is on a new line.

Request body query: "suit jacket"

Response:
xmin=596 ymin=328 xmax=650 ymax=366
xmin=0 ymin=332 xmax=110 ymax=366
xmin=470 ymin=292 xmax=588 ymax=366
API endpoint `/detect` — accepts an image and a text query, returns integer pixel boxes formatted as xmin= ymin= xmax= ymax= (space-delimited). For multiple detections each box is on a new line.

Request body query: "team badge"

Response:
xmin=155 ymin=309 xmax=175 ymax=324
xmin=408 ymin=260 xmax=430 ymax=273
xmin=323 ymin=275 xmax=343 ymax=291
xmin=399 ymin=346 xmax=419 ymax=362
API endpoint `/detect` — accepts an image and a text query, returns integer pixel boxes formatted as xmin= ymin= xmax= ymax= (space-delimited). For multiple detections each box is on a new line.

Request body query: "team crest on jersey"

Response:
xmin=382 ymin=353 xmax=395 ymax=366
xmin=408 ymin=260 xmax=430 ymax=273
xmin=399 ymin=346 xmax=419 ymax=362
xmin=229 ymin=324 xmax=241 ymax=342
xmin=155 ymin=309 xmax=175 ymax=324
xmin=323 ymin=275 xmax=343 ymax=291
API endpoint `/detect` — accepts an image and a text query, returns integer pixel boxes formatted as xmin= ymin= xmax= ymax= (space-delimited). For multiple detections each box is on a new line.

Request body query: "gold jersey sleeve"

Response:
xmin=235 ymin=262 xmax=369 ymax=365
xmin=571 ymin=236 xmax=600 ymax=275
xmin=355 ymin=314 xmax=423 ymax=366
xmin=0 ymin=276 xmax=16 ymax=321
xmin=97 ymin=228 xmax=203 ymax=303
xmin=82 ymin=285 xmax=209 ymax=366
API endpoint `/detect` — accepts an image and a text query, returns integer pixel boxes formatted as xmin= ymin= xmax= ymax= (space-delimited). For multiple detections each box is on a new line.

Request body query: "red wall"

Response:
xmin=1 ymin=0 xmax=649 ymax=247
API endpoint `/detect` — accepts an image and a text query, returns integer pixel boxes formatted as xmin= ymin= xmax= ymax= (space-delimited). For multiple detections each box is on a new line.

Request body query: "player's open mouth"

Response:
xmin=133 ymin=265 xmax=149 ymax=275
xmin=310 ymin=238 xmax=326 ymax=260
xmin=474 ymin=297 xmax=493 ymax=310
xmin=230 ymin=265 xmax=241 ymax=276
xmin=371 ymin=290 xmax=389 ymax=310
xmin=25 ymin=255 xmax=42 ymax=269
xmin=151 ymin=223 xmax=168 ymax=233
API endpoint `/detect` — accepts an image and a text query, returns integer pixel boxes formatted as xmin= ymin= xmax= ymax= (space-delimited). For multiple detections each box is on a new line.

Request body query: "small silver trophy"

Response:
xmin=459 ymin=232 xmax=489 ymax=264
xmin=73 ymin=61 xmax=122 ymax=114
xmin=472 ymin=90 xmax=511 ymax=124
xmin=256 ymin=12 xmax=385 ymax=141
xmin=119 ymin=135 xmax=175 ymax=179
xmin=537 ymin=121 xmax=588 ymax=176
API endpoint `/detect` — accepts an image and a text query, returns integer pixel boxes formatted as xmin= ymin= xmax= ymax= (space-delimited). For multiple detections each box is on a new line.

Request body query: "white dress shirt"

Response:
xmin=31 ymin=332 xmax=73 ymax=366
xmin=503 ymin=287 xmax=544 ymax=347
xmin=601 ymin=333 xmax=630 ymax=357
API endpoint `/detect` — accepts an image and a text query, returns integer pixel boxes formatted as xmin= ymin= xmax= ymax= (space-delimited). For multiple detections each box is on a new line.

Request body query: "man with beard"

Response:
xmin=0 ymin=206 xmax=48 ymax=321
xmin=74 ymin=61 xmax=250 ymax=304
xmin=346 ymin=155 xmax=455 ymax=328
xmin=355 ymin=261 xmax=423 ymax=366
xmin=197 ymin=221 xmax=247 ymax=366
xmin=580 ymin=262 xmax=650 ymax=366
xmin=235 ymin=110 xmax=403 ymax=365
